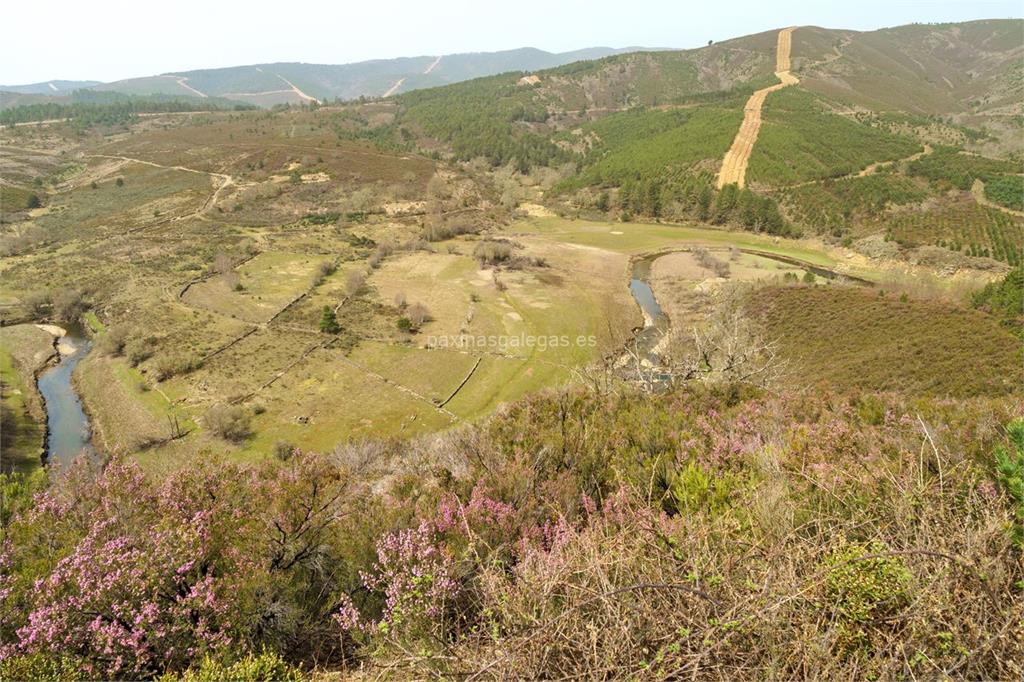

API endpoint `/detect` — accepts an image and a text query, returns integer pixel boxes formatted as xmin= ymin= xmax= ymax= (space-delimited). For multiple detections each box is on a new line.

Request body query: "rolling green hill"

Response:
xmin=346 ymin=19 xmax=1023 ymax=263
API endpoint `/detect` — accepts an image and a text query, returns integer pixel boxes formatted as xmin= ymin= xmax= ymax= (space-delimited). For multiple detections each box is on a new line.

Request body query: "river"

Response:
xmin=628 ymin=256 xmax=671 ymax=360
xmin=626 ymin=246 xmax=870 ymax=365
xmin=37 ymin=322 xmax=95 ymax=467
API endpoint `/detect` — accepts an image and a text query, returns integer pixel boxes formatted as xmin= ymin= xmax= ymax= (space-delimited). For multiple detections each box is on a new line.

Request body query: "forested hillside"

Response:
xmin=358 ymin=19 xmax=1024 ymax=263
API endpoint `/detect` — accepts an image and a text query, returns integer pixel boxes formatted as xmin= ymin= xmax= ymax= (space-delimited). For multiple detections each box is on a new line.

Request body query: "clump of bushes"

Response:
xmin=423 ymin=220 xmax=480 ymax=242
xmin=2 ymin=389 xmax=1022 ymax=679
xmin=693 ymin=247 xmax=731 ymax=278
xmin=972 ymin=265 xmax=1023 ymax=332
xmin=124 ymin=336 xmax=156 ymax=367
xmin=824 ymin=540 xmax=912 ymax=654
xmin=312 ymin=261 xmax=336 ymax=286
xmin=473 ymin=240 xmax=514 ymax=266
xmin=272 ymin=441 xmax=295 ymax=461
xmin=158 ymin=650 xmax=304 ymax=681
xmin=345 ymin=270 xmax=367 ymax=296
xmin=398 ymin=302 xmax=431 ymax=333
xmin=151 ymin=353 xmax=201 ymax=382
xmin=204 ymin=403 xmax=252 ymax=442
xmin=96 ymin=325 xmax=129 ymax=356
xmin=52 ymin=289 xmax=86 ymax=322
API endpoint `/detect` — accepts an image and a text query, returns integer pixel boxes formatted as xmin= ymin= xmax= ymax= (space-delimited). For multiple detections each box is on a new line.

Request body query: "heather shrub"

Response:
xmin=333 ymin=485 xmax=517 ymax=654
xmin=0 ymin=461 xmax=251 ymax=677
xmin=2 ymin=388 xmax=1022 ymax=679
xmin=0 ymin=452 xmax=377 ymax=678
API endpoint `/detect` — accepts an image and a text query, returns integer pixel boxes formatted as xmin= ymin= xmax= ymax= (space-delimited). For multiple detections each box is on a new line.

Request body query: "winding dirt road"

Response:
xmin=275 ymin=75 xmax=319 ymax=103
xmin=972 ymin=178 xmax=1024 ymax=217
xmin=162 ymin=75 xmax=208 ymax=99
xmin=716 ymin=27 xmax=798 ymax=189
xmin=86 ymin=154 xmax=234 ymax=219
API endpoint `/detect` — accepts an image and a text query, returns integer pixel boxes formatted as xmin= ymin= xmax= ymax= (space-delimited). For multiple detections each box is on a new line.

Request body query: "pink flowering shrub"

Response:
xmin=335 ymin=484 xmax=516 ymax=650
xmin=2 ymin=385 xmax=1021 ymax=679
xmin=16 ymin=519 xmax=234 ymax=676
xmin=1 ymin=451 xmax=367 ymax=677
xmin=2 ymin=461 xmax=257 ymax=677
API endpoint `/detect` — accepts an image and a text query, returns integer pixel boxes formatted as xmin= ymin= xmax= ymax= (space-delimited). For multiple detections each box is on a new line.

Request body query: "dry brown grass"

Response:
xmin=746 ymin=284 xmax=1023 ymax=397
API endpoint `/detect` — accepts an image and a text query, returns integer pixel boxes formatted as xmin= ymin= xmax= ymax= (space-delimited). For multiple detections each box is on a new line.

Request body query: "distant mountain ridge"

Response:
xmin=1 ymin=46 xmax=669 ymax=108
xmin=1 ymin=80 xmax=102 ymax=95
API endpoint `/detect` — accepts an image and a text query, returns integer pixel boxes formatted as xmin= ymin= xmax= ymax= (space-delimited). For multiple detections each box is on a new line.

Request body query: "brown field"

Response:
xmin=747 ymin=284 xmax=1023 ymax=396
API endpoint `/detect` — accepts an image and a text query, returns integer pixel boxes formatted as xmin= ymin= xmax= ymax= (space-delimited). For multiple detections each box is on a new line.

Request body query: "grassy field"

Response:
xmin=75 ymin=353 xmax=192 ymax=457
xmin=364 ymin=238 xmax=637 ymax=420
xmin=182 ymin=251 xmax=324 ymax=323
xmin=0 ymin=324 xmax=58 ymax=472
xmin=0 ymin=348 xmax=45 ymax=472
xmin=511 ymin=214 xmax=838 ymax=266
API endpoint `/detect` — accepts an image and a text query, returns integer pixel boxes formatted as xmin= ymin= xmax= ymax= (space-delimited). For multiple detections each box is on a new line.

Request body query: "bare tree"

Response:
xmin=426 ymin=173 xmax=451 ymax=200
xmin=52 ymin=289 xmax=86 ymax=322
xmin=624 ymin=286 xmax=784 ymax=391
xmin=223 ymin=271 xmax=241 ymax=291
xmin=23 ymin=290 xmax=50 ymax=317
xmin=406 ymin=302 xmax=431 ymax=330
xmin=346 ymin=270 xmax=367 ymax=296
xmin=693 ymin=247 xmax=731 ymax=279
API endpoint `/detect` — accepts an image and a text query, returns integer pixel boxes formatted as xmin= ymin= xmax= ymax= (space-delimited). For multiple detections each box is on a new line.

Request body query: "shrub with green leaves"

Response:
xmin=824 ymin=540 xmax=912 ymax=653
xmin=994 ymin=419 xmax=1024 ymax=547
xmin=158 ymin=650 xmax=304 ymax=682
xmin=0 ymin=653 xmax=88 ymax=681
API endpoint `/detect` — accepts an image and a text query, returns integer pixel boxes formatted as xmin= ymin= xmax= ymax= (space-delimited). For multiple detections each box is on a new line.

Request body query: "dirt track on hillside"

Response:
xmin=716 ymin=27 xmax=798 ymax=189
xmin=972 ymin=178 xmax=1024 ymax=217
xmin=275 ymin=75 xmax=318 ymax=103
xmin=382 ymin=78 xmax=406 ymax=98
xmin=86 ymin=154 xmax=234 ymax=219
xmin=424 ymin=56 xmax=442 ymax=74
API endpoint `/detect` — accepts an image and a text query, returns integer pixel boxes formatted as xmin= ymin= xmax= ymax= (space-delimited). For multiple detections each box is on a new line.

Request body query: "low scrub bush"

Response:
xmin=158 ymin=650 xmax=304 ymax=682
xmin=473 ymin=240 xmax=514 ymax=266
xmin=124 ymin=336 xmax=156 ymax=367
xmin=96 ymin=325 xmax=128 ymax=356
xmin=2 ymin=388 xmax=1021 ymax=679
xmin=151 ymin=353 xmax=201 ymax=381
xmin=203 ymin=403 xmax=252 ymax=442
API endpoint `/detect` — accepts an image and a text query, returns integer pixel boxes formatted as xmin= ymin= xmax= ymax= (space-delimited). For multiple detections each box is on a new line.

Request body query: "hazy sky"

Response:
xmin=2 ymin=0 xmax=1020 ymax=84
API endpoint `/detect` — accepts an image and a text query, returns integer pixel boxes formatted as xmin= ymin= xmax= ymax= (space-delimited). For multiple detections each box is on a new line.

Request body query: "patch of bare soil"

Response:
xmin=717 ymin=28 xmax=799 ymax=189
